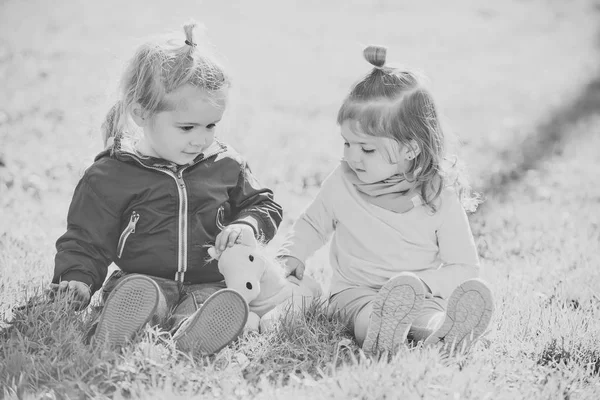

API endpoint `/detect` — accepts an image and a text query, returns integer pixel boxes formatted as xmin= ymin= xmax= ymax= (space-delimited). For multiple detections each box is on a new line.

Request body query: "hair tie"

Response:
xmin=185 ymin=39 xmax=197 ymax=47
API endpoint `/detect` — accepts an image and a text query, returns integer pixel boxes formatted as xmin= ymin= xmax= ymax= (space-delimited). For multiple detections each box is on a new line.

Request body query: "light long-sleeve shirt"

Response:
xmin=283 ymin=165 xmax=480 ymax=299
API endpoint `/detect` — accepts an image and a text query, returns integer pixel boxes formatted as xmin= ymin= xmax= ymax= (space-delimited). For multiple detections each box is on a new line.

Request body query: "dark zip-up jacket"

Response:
xmin=53 ymin=141 xmax=283 ymax=295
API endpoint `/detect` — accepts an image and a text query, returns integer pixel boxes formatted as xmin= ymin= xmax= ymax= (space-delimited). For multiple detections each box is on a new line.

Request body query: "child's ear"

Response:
xmin=404 ymin=140 xmax=421 ymax=160
xmin=207 ymin=246 xmax=220 ymax=260
xmin=130 ymin=103 xmax=148 ymax=127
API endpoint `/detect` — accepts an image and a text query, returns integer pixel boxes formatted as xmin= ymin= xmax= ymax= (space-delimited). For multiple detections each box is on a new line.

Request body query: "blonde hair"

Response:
xmin=101 ymin=21 xmax=230 ymax=151
xmin=337 ymin=45 xmax=479 ymax=212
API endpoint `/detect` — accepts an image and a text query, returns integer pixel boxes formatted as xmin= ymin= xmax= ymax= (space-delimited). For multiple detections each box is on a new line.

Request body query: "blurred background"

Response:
xmin=0 ymin=0 xmax=598 ymax=302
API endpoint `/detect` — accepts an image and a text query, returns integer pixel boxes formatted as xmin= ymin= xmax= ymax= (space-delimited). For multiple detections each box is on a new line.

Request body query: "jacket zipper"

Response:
xmin=174 ymin=169 xmax=188 ymax=283
xmin=122 ymin=146 xmax=225 ymax=283
xmin=117 ymin=211 xmax=140 ymax=258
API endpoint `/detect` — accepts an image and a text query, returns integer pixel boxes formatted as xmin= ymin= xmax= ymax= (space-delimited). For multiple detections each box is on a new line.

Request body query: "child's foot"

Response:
xmin=94 ymin=274 xmax=161 ymax=348
xmin=173 ymin=289 xmax=248 ymax=355
xmin=363 ymin=272 xmax=426 ymax=355
xmin=424 ymin=279 xmax=494 ymax=355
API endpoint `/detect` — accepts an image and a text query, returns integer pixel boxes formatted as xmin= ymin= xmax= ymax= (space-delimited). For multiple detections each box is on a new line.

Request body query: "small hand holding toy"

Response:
xmin=208 ymin=233 xmax=322 ymax=332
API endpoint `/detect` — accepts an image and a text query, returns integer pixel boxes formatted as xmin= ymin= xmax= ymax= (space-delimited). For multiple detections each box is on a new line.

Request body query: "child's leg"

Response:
xmin=94 ymin=274 xmax=169 ymax=348
xmin=362 ymin=272 xmax=426 ymax=354
xmin=424 ymin=279 xmax=494 ymax=354
xmin=405 ymin=293 xmax=446 ymax=343
xmin=328 ymin=287 xmax=376 ymax=345
xmin=328 ymin=272 xmax=426 ymax=354
xmin=353 ymin=302 xmax=374 ymax=344
xmin=172 ymin=283 xmax=248 ymax=355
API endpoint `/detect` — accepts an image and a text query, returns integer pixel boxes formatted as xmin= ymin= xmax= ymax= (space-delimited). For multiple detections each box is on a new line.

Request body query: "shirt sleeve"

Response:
xmin=437 ymin=191 xmax=480 ymax=267
xmin=53 ymin=177 xmax=120 ymax=294
xmin=418 ymin=190 xmax=480 ymax=298
xmin=282 ymin=171 xmax=337 ymax=262
xmin=228 ymin=162 xmax=283 ymax=242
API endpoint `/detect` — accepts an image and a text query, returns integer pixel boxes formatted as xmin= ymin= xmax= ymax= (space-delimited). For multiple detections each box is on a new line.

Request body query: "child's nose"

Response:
xmin=190 ymin=134 xmax=207 ymax=147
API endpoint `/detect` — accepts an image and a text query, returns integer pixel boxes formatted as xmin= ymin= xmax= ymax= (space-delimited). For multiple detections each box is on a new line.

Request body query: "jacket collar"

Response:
xmin=95 ymin=140 xmax=228 ymax=172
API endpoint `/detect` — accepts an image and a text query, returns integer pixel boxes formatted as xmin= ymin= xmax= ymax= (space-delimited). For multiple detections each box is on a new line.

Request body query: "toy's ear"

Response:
xmin=237 ymin=232 xmax=258 ymax=248
xmin=207 ymin=246 xmax=220 ymax=260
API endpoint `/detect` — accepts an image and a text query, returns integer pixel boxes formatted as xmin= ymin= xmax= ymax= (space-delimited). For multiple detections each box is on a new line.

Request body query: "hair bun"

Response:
xmin=183 ymin=21 xmax=198 ymax=44
xmin=363 ymin=45 xmax=387 ymax=68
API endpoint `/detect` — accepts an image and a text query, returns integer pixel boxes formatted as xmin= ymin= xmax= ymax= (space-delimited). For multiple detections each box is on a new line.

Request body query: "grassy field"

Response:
xmin=1 ymin=0 xmax=600 ymax=398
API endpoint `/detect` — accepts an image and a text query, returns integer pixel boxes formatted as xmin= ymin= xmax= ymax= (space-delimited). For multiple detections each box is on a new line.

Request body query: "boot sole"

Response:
xmin=94 ymin=275 xmax=159 ymax=348
xmin=424 ymin=278 xmax=494 ymax=354
xmin=174 ymin=289 xmax=248 ymax=355
xmin=363 ymin=273 xmax=425 ymax=355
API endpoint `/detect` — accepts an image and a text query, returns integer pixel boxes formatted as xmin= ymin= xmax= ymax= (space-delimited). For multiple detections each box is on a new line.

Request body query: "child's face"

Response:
xmin=136 ymin=85 xmax=226 ymax=165
xmin=341 ymin=120 xmax=409 ymax=183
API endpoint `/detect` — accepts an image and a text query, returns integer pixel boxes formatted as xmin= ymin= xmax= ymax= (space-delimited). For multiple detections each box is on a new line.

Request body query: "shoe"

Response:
xmin=94 ymin=274 xmax=161 ymax=348
xmin=173 ymin=289 xmax=248 ymax=355
xmin=363 ymin=272 xmax=425 ymax=355
xmin=424 ymin=279 xmax=494 ymax=355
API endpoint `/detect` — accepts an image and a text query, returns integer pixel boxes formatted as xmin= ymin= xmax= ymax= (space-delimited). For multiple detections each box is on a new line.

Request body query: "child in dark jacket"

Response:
xmin=51 ymin=21 xmax=283 ymax=355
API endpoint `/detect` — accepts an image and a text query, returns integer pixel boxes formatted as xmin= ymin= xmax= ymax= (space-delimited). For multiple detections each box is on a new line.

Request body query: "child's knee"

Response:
xmin=353 ymin=303 xmax=373 ymax=344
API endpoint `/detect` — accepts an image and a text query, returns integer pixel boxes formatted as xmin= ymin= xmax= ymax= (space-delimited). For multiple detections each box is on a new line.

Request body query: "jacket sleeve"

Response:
xmin=228 ymin=162 xmax=283 ymax=242
xmin=53 ymin=177 xmax=120 ymax=294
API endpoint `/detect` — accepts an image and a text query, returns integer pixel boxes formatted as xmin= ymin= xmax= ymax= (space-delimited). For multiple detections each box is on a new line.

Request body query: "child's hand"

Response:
xmin=47 ymin=280 xmax=91 ymax=311
xmin=280 ymin=256 xmax=306 ymax=279
xmin=215 ymin=223 xmax=255 ymax=252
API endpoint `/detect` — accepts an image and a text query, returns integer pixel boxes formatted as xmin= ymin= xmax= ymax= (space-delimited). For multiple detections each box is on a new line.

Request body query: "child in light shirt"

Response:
xmin=280 ymin=45 xmax=494 ymax=355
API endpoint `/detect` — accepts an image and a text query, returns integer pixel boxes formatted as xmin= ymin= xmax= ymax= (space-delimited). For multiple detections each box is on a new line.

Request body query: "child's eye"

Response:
xmin=361 ymin=148 xmax=376 ymax=154
xmin=180 ymin=126 xmax=194 ymax=132
xmin=207 ymin=123 xmax=216 ymax=130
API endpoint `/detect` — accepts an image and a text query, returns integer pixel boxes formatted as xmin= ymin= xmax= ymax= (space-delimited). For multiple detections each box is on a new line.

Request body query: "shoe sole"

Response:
xmin=94 ymin=275 xmax=159 ymax=348
xmin=424 ymin=279 xmax=494 ymax=354
xmin=174 ymin=289 xmax=248 ymax=355
xmin=363 ymin=273 xmax=425 ymax=355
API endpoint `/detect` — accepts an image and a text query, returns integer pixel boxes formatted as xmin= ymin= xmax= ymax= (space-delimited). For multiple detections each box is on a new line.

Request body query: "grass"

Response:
xmin=2 ymin=0 xmax=600 ymax=398
xmin=1 ymin=294 xmax=355 ymax=398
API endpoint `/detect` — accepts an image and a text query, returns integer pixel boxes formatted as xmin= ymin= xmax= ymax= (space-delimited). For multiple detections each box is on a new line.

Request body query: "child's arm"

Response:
xmin=53 ymin=177 xmax=120 ymax=298
xmin=418 ymin=190 xmax=480 ymax=299
xmin=227 ymin=162 xmax=283 ymax=242
xmin=280 ymin=172 xmax=337 ymax=272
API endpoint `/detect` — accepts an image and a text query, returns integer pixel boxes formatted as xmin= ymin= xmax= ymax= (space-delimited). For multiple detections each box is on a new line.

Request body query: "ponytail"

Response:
xmin=101 ymin=101 xmax=123 ymax=149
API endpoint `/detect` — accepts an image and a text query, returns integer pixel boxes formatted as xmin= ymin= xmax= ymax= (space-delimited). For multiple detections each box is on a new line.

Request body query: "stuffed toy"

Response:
xmin=208 ymin=234 xmax=322 ymax=332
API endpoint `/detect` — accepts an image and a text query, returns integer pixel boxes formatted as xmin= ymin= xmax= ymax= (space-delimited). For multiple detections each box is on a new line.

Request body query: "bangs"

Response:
xmin=338 ymin=100 xmax=407 ymax=164
xmin=337 ymin=100 xmax=389 ymax=135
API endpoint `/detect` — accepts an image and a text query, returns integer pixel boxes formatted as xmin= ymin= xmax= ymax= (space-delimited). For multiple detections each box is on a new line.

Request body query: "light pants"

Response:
xmin=328 ymin=286 xmax=446 ymax=345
